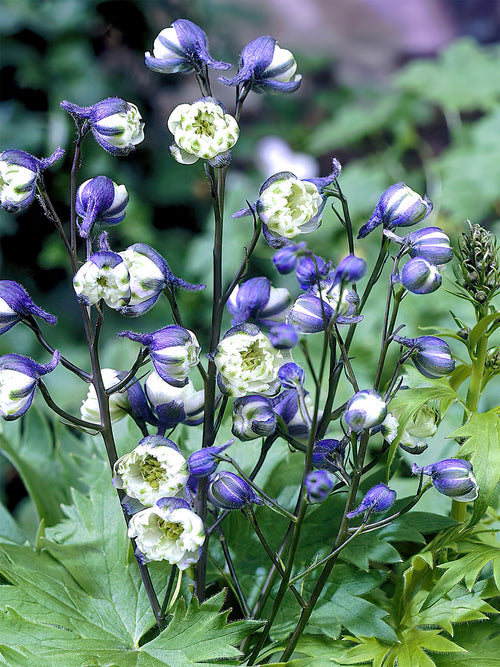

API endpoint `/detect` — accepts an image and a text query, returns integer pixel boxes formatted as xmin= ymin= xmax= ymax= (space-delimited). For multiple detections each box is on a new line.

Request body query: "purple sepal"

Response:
xmin=208 ymin=471 xmax=263 ymax=510
xmin=312 ymin=439 xmax=346 ymax=474
xmin=138 ymin=434 xmax=179 ymax=451
xmin=394 ymin=335 xmax=455 ymax=379
xmin=76 ymin=176 xmax=128 ymax=238
xmin=278 ymin=362 xmax=304 ymax=389
xmin=273 ymin=243 xmax=304 ymax=274
xmin=412 ymin=458 xmax=478 ymax=502
xmin=156 ymin=496 xmax=191 ymax=511
xmin=121 ymin=494 xmax=146 ymax=515
xmin=134 ymin=547 xmax=149 ymax=565
xmin=305 ymin=470 xmax=334 ymax=503
xmin=0 ymin=280 xmax=57 ymax=332
xmin=119 ymin=373 xmax=157 ymax=426
xmin=227 ymin=277 xmax=270 ymax=326
xmin=173 ymin=19 xmax=231 ymax=71
xmin=188 ymin=440 xmax=234 ymax=477
xmin=346 ymin=483 xmax=396 ymax=518
xmin=89 ymin=250 xmax=124 ymax=270
xmin=332 ymin=255 xmax=367 ymax=287
xmin=287 ymin=294 xmax=334 ymax=334
xmin=155 ymin=402 xmax=186 ymax=436
xmin=269 ymin=323 xmax=299 ymax=350
xmin=406 ymin=226 xmax=453 ymax=265
xmin=126 ymin=242 xmax=205 ymax=292
xmin=296 ymin=255 xmax=332 ymax=290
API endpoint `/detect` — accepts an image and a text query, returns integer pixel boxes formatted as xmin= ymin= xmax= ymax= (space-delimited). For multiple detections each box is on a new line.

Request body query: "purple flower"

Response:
xmin=305 ymin=470 xmax=334 ymax=503
xmin=346 ymin=484 xmax=396 ymax=518
xmin=61 ymin=98 xmax=144 ymax=156
xmin=406 ymin=226 xmax=453 ymax=265
xmin=145 ymin=19 xmax=231 ymax=74
xmin=358 ymin=182 xmax=433 ymax=239
xmin=232 ymin=394 xmax=277 ymax=441
xmin=188 ymin=440 xmax=234 ymax=478
xmin=75 ymin=176 xmax=128 ymax=239
xmin=219 ymin=36 xmax=301 ymax=94
xmin=145 ymin=372 xmax=204 ymax=435
xmin=273 ymin=243 xmax=305 ymax=274
xmin=0 ymin=148 xmax=64 ymax=213
xmin=399 ymin=257 xmax=442 ymax=294
xmin=278 ymin=362 xmax=305 ymax=389
xmin=269 ymin=323 xmax=300 ymax=350
xmin=394 ymin=335 xmax=455 ymax=379
xmin=287 ymin=281 xmax=361 ymax=334
xmin=312 ymin=439 xmax=346 ymax=474
xmin=208 ymin=471 xmax=263 ymax=510
xmin=227 ymin=277 xmax=290 ymax=328
xmin=0 ymin=280 xmax=57 ymax=334
xmin=332 ymin=255 xmax=367 ymax=286
xmin=411 ymin=459 xmax=478 ymax=502
xmin=120 ymin=326 xmax=201 ymax=388
xmin=0 ymin=351 xmax=60 ymax=420
xmin=296 ymin=254 xmax=332 ymax=290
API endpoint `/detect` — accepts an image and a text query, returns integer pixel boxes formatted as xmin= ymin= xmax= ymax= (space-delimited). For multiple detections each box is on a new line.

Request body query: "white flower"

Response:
xmin=0 ymin=369 xmax=36 ymax=418
xmin=263 ymin=45 xmax=299 ymax=83
xmin=145 ymin=373 xmax=205 ymax=425
xmin=258 ymin=176 xmax=323 ymax=239
xmin=73 ymin=253 xmax=130 ymax=309
xmin=167 ymin=100 xmax=239 ymax=164
xmin=93 ymin=102 xmax=144 ymax=153
xmin=128 ymin=502 xmax=205 ymax=568
xmin=114 ymin=442 xmax=189 ymax=506
xmin=81 ymin=369 xmax=130 ymax=423
xmin=119 ymin=247 xmax=165 ymax=307
xmin=215 ymin=328 xmax=283 ymax=397
xmin=0 ymin=160 xmax=36 ymax=210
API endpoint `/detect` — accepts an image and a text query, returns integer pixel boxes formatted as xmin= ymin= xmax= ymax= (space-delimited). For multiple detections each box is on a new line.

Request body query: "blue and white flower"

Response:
xmin=406 ymin=226 xmax=453 ymax=265
xmin=358 ymin=182 xmax=433 ymax=239
xmin=344 ymin=390 xmax=387 ymax=432
xmin=61 ymin=98 xmax=144 ymax=156
xmin=227 ymin=277 xmax=290 ymax=328
xmin=0 ymin=351 xmax=60 ymax=420
xmin=269 ymin=323 xmax=300 ymax=350
xmin=168 ymin=98 xmax=239 ymax=166
xmin=287 ymin=280 xmax=360 ymax=334
xmin=0 ymin=280 xmax=57 ymax=334
xmin=128 ymin=497 xmax=205 ymax=567
xmin=113 ymin=436 xmax=189 ymax=506
xmin=145 ymin=371 xmax=204 ymax=434
xmin=398 ymin=257 xmax=442 ymax=294
xmin=120 ymin=325 xmax=201 ymax=387
xmin=346 ymin=483 xmax=396 ymax=518
xmin=208 ymin=471 xmax=263 ymax=510
xmin=219 ymin=36 xmax=302 ymax=94
xmin=214 ymin=325 xmax=283 ymax=397
xmin=312 ymin=438 xmax=347 ymax=474
xmin=411 ymin=459 xmax=478 ymax=502
xmin=188 ymin=440 xmax=234 ymax=478
xmin=394 ymin=335 xmax=455 ymax=378
xmin=231 ymin=394 xmax=277 ymax=441
xmin=75 ymin=176 xmax=128 ymax=239
xmin=0 ymin=148 xmax=64 ymax=213
xmin=145 ymin=19 xmax=231 ymax=74
xmin=73 ymin=251 xmax=130 ymax=309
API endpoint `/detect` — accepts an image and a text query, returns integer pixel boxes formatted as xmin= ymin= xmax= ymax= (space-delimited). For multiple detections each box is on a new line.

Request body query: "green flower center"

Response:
xmin=140 ymin=454 xmax=164 ymax=491
xmin=158 ymin=519 xmax=184 ymax=540
xmin=192 ymin=110 xmax=216 ymax=138
xmin=240 ymin=341 xmax=262 ymax=372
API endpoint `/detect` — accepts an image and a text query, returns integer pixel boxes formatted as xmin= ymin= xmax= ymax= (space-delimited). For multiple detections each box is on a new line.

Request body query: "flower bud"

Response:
xmin=395 ymin=335 xmax=455 ymax=379
xmin=168 ymin=98 xmax=239 ymax=165
xmin=227 ymin=277 xmax=290 ymax=328
xmin=399 ymin=257 xmax=442 ymax=294
xmin=75 ymin=176 xmax=128 ymax=239
xmin=346 ymin=483 xmax=396 ymax=518
xmin=344 ymin=390 xmax=387 ymax=432
xmin=411 ymin=459 xmax=478 ymax=502
xmin=0 ymin=148 xmax=64 ymax=213
xmin=406 ymin=226 xmax=453 ymax=265
xmin=269 ymin=323 xmax=299 ymax=350
xmin=278 ymin=362 xmax=304 ymax=389
xmin=312 ymin=438 xmax=346 ymax=474
xmin=332 ymin=255 xmax=367 ymax=286
xmin=145 ymin=19 xmax=231 ymax=74
xmin=272 ymin=389 xmax=319 ymax=442
xmin=208 ymin=471 xmax=263 ymax=510
xmin=232 ymin=394 xmax=277 ymax=441
xmin=0 ymin=351 xmax=60 ymax=420
xmin=214 ymin=325 xmax=283 ymax=397
xmin=188 ymin=440 xmax=234 ymax=477
xmin=145 ymin=372 xmax=204 ymax=432
xmin=296 ymin=254 xmax=332 ymax=290
xmin=358 ymin=182 xmax=433 ymax=239
xmin=456 ymin=223 xmax=499 ymax=307
xmin=113 ymin=437 xmax=189 ymax=506
xmin=273 ymin=243 xmax=305 ymax=274
xmin=73 ymin=251 xmax=130 ymax=309
xmin=128 ymin=500 xmax=205 ymax=567
xmin=305 ymin=470 xmax=334 ymax=503
xmin=219 ymin=36 xmax=301 ymax=94
xmin=120 ymin=326 xmax=200 ymax=388
xmin=61 ymin=98 xmax=144 ymax=156
xmin=0 ymin=280 xmax=57 ymax=334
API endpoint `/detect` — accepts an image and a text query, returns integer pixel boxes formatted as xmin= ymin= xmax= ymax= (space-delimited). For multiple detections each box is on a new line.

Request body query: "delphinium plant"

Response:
xmin=0 ymin=18 xmax=498 ymax=666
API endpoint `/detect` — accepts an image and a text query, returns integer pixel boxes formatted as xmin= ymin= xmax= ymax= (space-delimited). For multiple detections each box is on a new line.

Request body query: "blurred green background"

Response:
xmin=0 ymin=0 xmax=499 ymax=527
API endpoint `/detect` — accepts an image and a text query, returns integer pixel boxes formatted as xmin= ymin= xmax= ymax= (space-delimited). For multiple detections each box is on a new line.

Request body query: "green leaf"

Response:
xmin=433 ymin=620 xmax=500 ymax=667
xmin=0 ymin=460 xmax=260 ymax=665
xmin=0 ymin=499 xmax=28 ymax=545
xmin=396 ymin=38 xmax=500 ymax=113
xmin=448 ymin=410 xmax=500 ymax=524
xmin=469 ymin=310 xmax=500 ymax=349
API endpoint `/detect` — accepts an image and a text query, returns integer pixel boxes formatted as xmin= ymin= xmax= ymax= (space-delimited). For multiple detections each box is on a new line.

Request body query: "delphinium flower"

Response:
xmin=188 ymin=440 xmax=234 ymax=478
xmin=398 ymin=257 xmax=442 ymax=294
xmin=61 ymin=98 xmax=144 ymax=155
xmin=332 ymin=254 xmax=367 ymax=286
xmin=346 ymin=484 xmax=397 ymax=519
xmin=75 ymin=176 xmax=129 ymax=239
xmin=208 ymin=471 xmax=263 ymax=509
xmin=219 ymin=35 xmax=302 ymax=94
xmin=231 ymin=395 xmax=277 ymax=441
xmin=0 ymin=280 xmax=57 ymax=334
xmin=113 ymin=435 xmax=189 ymax=506
xmin=358 ymin=182 xmax=433 ymax=239
xmin=269 ymin=323 xmax=300 ymax=350
xmin=405 ymin=227 xmax=454 ymax=265
xmin=226 ymin=277 xmax=290 ymax=328
xmin=214 ymin=324 xmax=283 ymax=397
xmin=344 ymin=390 xmax=387 ymax=433
xmin=120 ymin=326 xmax=201 ymax=387
xmin=145 ymin=18 xmax=231 ymax=74
xmin=73 ymin=250 xmax=130 ymax=310
xmin=272 ymin=388 xmax=319 ymax=442
xmin=0 ymin=351 xmax=59 ymax=420
xmin=385 ymin=402 xmax=439 ymax=454
xmin=81 ymin=368 xmax=154 ymax=425
xmin=295 ymin=254 xmax=332 ymax=290
xmin=145 ymin=371 xmax=204 ymax=434
xmin=394 ymin=335 xmax=455 ymax=379
xmin=312 ymin=438 xmax=347 ymax=475
xmin=305 ymin=470 xmax=335 ymax=503
xmin=0 ymin=148 xmax=64 ymax=213
xmin=128 ymin=497 xmax=205 ymax=567
xmin=167 ymin=98 xmax=239 ymax=166
xmin=411 ymin=459 xmax=478 ymax=502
